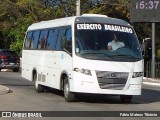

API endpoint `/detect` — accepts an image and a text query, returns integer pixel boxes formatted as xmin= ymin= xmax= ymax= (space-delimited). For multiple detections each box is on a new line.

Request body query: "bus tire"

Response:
xmin=120 ymin=95 xmax=132 ymax=103
xmin=34 ymin=73 xmax=44 ymax=93
xmin=63 ymin=77 xmax=75 ymax=102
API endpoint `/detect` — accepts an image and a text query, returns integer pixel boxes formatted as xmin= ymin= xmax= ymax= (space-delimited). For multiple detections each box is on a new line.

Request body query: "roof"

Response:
xmin=27 ymin=16 xmax=76 ymax=31
xmin=27 ymin=14 xmax=131 ymax=31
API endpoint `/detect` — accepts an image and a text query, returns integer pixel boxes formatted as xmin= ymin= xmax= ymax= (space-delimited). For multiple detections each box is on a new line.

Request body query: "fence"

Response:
xmin=145 ymin=61 xmax=160 ymax=79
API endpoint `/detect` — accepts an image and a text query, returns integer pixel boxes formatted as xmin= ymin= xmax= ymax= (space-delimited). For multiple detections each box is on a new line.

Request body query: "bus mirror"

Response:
xmin=140 ymin=44 xmax=144 ymax=56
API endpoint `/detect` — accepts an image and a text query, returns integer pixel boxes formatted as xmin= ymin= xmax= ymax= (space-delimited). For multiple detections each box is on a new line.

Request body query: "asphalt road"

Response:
xmin=0 ymin=71 xmax=160 ymax=120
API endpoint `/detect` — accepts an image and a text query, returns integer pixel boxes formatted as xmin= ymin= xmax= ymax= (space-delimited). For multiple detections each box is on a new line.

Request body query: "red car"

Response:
xmin=0 ymin=49 xmax=20 ymax=72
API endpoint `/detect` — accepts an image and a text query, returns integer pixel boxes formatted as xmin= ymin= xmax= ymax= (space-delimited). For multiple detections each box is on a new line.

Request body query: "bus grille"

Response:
xmin=96 ymin=71 xmax=129 ymax=90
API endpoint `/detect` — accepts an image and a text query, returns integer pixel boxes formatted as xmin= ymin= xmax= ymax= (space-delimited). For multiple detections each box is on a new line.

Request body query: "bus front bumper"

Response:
xmin=70 ymin=73 xmax=143 ymax=95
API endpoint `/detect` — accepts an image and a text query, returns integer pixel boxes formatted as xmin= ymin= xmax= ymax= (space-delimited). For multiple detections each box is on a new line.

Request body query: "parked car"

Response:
xmin=0 ymin=49 xmax=20 ymax=72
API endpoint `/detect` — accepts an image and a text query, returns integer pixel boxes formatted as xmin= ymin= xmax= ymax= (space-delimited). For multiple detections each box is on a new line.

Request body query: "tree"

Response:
xmin=40 ymin=0 xmax=76 ymax=17
xmin=0 ymin=0 xmax=18 ymax=49
xmin=0 ymin=0 xmax=55 ymax=53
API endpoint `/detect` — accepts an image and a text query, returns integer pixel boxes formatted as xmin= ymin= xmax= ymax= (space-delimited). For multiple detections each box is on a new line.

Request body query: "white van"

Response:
xmin=22 ymin=14 xmax=143 ymax=103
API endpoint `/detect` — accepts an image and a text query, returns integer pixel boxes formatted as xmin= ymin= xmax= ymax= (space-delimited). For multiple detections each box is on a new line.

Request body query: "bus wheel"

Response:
xmin=120 ymin=95 xmax=132 ymax=103
xmin=34 ymin=73 xmax=44 ymax=93
xmin=63 ymin=77 xmax=75 ymax=102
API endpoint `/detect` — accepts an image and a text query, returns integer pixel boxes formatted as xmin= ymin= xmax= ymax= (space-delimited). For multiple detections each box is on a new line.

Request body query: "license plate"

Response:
xmin=9 ymin=63 xmax=15 ymax=65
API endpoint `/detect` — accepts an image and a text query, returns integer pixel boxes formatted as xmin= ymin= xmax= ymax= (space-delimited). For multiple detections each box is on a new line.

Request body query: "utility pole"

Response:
xmin=76 ymin=0 xmax=80 ymax=16
xmin=152 ymin=23 xmax=156 ymax=79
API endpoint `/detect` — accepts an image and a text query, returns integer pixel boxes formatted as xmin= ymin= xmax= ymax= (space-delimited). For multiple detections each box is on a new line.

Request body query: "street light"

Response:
xmin=76 ymin=0 xmax=80 ymax=16
xmin=142 ymin=38 xmax=151 ymax=54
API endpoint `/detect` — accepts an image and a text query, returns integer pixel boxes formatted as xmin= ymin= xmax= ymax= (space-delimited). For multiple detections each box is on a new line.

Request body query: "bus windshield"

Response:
xmin=75 ymin=23 xmax=142 ymax=62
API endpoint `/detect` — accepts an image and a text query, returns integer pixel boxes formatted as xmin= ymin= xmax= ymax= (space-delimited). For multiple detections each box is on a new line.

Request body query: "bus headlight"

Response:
xmin=132 ymin=72 xmax=143 ymax=78
xmin=74 ymin=68 xmax=92 ymax=76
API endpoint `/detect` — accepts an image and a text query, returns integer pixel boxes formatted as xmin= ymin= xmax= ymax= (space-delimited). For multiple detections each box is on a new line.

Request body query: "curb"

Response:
xmin=0 ymin=85 xmax=10 ymax=95
xmin=143 ymin=82 xmax=160 ymax=86
xmin=143 ymin=77 xmax=160 ymax=86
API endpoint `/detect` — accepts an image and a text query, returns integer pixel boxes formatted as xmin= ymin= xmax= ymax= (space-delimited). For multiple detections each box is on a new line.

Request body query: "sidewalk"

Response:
xmin=0 ymin=69 xmax=10 ymax=95
xmin=0 ymin=85 xmax=9 ymax=95
xmin=143 ymin=77 xmax=160 ymax=86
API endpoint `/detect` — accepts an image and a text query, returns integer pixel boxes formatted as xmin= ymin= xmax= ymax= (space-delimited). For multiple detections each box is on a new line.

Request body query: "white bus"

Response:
xmin=22 ymin=14 xmax=143 ymax=103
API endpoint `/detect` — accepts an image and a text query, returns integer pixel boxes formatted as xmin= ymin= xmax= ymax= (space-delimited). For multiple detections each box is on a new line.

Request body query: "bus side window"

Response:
xmin=32 ymin=31 xmax=40 ymax=49
xmin=46 ymin=29 xmax=58 ymax=50
xmin=24 ymin=32 xmax=33 ymax=49
xmin=63 ymin=28 xmax=72 ymax=53
xmin=55 ymin=29 xmax=65 ymax=50
xmin=38 ymin=30 xmax=48 ymax=50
